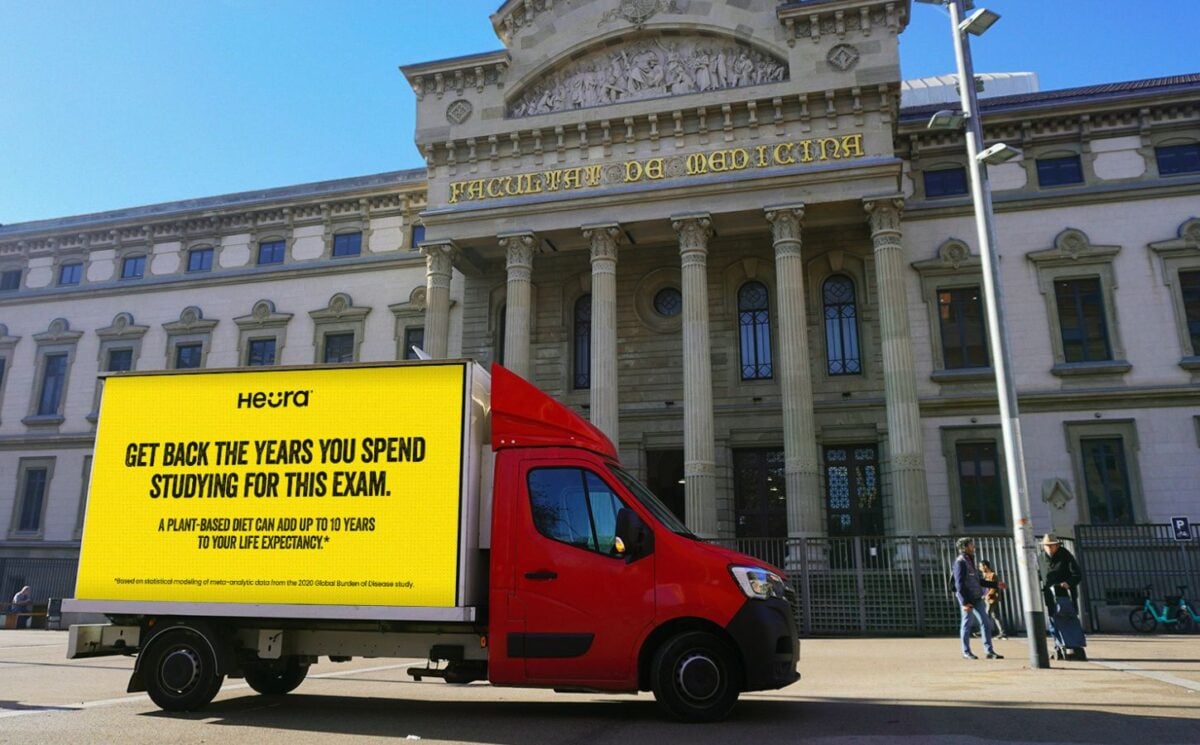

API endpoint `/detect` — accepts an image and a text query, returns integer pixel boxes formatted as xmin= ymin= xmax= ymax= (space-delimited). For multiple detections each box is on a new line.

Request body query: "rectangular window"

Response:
xmin=58 ymin=262 xmax=82 ymax=286
xmin=257 ymin=240 xmax=285 ymax=265
xmin=1036 ymin=155 xmax=1084 ymax=187
xmin=174 ymin=343 xmax=203 ymax=369
xmin=1080 ymin=437 xmax=1134 ymax=525
xmin=410 ymin=224 xmax=426 ymax=250
xmin=956 ymin=442 xmax=1003 ymax=528
xmin=1181 ymin=270 xmax=1200 ymax=356
xmin=16 ymin=467 xmax=49 ymax=533
xmin=403 ymin=327 xmax=424 ymax=360
xmin=121 ymin=255 xmax=146 ymax=279
xmin=938 ymin=287 xmax=989 ymax=369
xmin=0 ymin=270 xmax=20 ymax=291
xmin=332 ymin=232 xmax=362 ymax=257
xmin=247 ymin=338 xmax=277 ymax=367
xmin=1156 ymin=143 xmax=1200 ymax=176
xmin=37 ymin=353 xmax=68 ymax=416
xmin=323 ymin=332 xmax=355 ymax=363
xmin=1054 ymin=278 xmax=1111 ymax=363
xmin=923 ymin=166 xmax=968 ymax=198
xmin=187 ymin=247 xmax=214 ymax=272
xmin=105 ymin=348 xmax=133 ymax=372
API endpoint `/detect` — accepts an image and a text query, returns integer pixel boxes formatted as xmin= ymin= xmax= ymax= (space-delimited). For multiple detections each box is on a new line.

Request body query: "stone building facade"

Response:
xmin=1 ymin=0 xmax=1198 ymax=600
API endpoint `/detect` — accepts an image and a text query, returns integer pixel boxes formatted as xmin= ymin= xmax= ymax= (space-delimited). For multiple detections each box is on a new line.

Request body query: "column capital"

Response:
xmin=582 ymin=223 xmax=623 ymax=263
xmin=497 ymin=231 xmax=542 ymax=269
xmin=671 ymin=213 xmax=713 ymax=254
xmin=764 ymin=203 xmax=806 ymax=244
xmin=863 ymin=195 xmax=905 ymax=236
xmin=419 ymin=240 xmax=459 ymax=275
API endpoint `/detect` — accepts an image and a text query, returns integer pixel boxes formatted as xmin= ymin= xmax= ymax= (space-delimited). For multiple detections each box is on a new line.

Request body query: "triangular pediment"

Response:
xmin=507 ymin=33 xmax=788 ymax=118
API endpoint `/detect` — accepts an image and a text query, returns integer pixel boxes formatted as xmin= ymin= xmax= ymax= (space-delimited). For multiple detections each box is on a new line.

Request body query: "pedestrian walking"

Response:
xmin=978 ymin=560 xmax=1007 ymax=639
xmin=951 ymin=538 xmax=1006 ymax=660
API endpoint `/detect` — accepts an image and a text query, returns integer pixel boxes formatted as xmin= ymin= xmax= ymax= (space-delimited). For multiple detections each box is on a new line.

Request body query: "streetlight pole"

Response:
xmin=928 ymin=0 xmax=1050 ymax=668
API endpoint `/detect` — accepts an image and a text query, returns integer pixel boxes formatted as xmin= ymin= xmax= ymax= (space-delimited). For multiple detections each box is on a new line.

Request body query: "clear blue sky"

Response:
xmin=2 ymin=1 xmax=1195 ymax=226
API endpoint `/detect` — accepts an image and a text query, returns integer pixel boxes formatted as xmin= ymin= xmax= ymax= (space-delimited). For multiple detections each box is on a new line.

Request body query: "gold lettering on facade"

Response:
xmin=840 ymin=133 xmax=864 ymax=158
xmin=816 ymin=138 xmax=840 ymax=161
xmin=773 ymin=143 xmax=796 ymax=166
xmin=447 ymin=132 xmax=870 ymax=202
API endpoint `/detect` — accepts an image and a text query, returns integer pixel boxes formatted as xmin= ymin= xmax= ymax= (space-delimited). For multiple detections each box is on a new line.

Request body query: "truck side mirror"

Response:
xmin=615 ymin=507 xmax=654 ymax=563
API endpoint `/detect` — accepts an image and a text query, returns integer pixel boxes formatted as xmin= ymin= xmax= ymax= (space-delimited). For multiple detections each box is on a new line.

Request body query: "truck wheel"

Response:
xmin=650 ymin=631 xmax=741 ymax=723
xmin=244 ymin=657 xmax=309 ymax=695
xmin=143 ymin=628 xmax=224 ymax=711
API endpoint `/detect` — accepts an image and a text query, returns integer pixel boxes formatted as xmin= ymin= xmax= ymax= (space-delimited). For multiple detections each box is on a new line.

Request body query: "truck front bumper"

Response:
xmin=725 ymin=597 xmax=800 ymax=692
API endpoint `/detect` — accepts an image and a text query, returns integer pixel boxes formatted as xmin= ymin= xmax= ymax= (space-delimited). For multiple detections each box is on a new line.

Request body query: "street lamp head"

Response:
xmin=977 ymin=142 xmax=1023 ymax=165
xmin=959 ymin=7 xmax=1000 ymax=35
xmin=927 ymin=109 xmax=965 ymax=130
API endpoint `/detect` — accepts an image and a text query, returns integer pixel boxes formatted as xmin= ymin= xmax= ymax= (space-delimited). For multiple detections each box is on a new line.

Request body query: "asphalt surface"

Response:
xmin=0 ymin=629 xmax=1197 ymax=744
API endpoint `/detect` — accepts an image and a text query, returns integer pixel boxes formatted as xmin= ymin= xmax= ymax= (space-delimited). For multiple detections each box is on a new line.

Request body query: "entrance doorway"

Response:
xmin=824 ymin=444 xmax=882 ymax=537
xmin=644 ymin=449 xmax=685 ymax=523
xmin=732 ymin=448 xmax=786 ymax=538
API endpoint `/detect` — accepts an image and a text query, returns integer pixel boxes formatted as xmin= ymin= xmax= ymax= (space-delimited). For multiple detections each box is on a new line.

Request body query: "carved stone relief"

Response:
xmin=508 ymin=37 xmax=788 ymax=118
xmin=599 ymin=0 xmax=683 ymax=28
xmin=826 ymin=44 xmax=860 ymax=72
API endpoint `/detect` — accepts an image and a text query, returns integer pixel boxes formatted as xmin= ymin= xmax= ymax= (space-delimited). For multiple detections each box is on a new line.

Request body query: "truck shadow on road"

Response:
xmin=145 ymin=691 xmax=1200 ymax=744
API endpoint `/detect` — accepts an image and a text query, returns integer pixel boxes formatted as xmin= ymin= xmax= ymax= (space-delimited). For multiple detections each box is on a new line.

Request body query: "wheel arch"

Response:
xmin=637 ymin=616 xmax=744 ymax=692
xmin=129 ymin=619 xmax=235 ymax=693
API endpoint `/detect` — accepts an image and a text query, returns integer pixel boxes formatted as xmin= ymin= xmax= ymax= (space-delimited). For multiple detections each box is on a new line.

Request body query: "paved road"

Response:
xmin=1 ymin=630 xmax=1198 ymax=744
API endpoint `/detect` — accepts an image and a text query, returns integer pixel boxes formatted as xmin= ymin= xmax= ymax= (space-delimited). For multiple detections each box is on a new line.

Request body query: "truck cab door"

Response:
xmin=507 ymin=457 xmax=655 ymax=684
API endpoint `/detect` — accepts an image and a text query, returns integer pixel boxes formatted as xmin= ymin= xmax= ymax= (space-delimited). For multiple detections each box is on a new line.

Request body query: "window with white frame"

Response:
xmin=235 ymin=300 xmax=292 ymax=368
xmin=164 ymin=306 xmax=217 ymax=370
xmin=1149 ymin=217 xmax=1200 ymax=369
xmin=26 ymin=318 xmax=82 ymax=425
xmin=10 ymin=458 xmax=55 ymax=538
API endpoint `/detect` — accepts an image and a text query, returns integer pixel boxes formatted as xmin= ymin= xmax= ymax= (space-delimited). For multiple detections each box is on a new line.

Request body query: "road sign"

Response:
xmin=1170 ymin=516 xmax=1192 ymax=541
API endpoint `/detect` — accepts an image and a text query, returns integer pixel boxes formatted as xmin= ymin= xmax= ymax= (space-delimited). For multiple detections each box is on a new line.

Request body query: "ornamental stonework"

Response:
xmin=826 ymin=44 xmax=860 ymax=72
xmin=507 ymin=37 xmax=788 ymax=118
xmin=445 ymin=99 xmax=473 ymax=125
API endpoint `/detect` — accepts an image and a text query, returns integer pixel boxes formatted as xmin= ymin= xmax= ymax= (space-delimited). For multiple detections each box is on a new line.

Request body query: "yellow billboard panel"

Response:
xmin=76 ymin=364 xmax=466 ymax=608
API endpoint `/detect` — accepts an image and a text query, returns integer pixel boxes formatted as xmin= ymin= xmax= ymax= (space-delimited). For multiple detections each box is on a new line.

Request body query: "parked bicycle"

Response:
xmin=1170 ymin=584 xmax=1200 ymax=626
xmin=1129 ymin=585 xmax=1196 ymax=633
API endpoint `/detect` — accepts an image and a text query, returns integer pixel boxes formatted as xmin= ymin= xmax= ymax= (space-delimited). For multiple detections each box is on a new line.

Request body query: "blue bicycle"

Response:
xmin=1129 ymin=585 xmax=1196 ymax=633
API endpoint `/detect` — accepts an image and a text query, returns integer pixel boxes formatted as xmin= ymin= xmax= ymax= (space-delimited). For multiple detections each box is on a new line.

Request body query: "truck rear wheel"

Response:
xmin=143 ymin=628 xmax=224 ymax=711
xmin=650 ymin=631 xmax=741 ymax=723
xmin=244 ymin=656 xmax=309 ymax=695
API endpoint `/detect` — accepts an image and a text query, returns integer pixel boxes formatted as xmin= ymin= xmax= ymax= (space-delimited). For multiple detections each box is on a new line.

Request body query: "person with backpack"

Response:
xmin=951 ymin=537 xmax=1006 ymax=660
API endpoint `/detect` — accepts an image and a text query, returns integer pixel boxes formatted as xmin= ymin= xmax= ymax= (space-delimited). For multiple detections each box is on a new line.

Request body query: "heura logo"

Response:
xmin=236 ymin=390 xmax=312 ymax=409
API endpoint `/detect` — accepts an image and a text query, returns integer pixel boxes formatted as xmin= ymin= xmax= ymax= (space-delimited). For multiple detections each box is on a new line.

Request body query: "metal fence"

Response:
xmin=0 ymin=557 xmax=79 ymax=607
xmin=1074 ymin=524 xmax=1200 ymax=629
xmin=715 ymin=535 xmax=1041 ymax=636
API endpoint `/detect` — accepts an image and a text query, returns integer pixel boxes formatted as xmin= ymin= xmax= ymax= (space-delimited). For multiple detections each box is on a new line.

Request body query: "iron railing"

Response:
xmin=1 ymin=557 xmax=79 ymax=607
xmin=1074 ymin=524 xmax=1200 ymax=631
xmin=715 ymin=535 xmax=1042 ymax=636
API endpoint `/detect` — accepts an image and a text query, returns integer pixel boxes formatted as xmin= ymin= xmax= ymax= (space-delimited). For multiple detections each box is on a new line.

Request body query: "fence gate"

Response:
xmin=716 ymin=535 xmax=1033 ymax=636
xmin=1075 ymin=523 xmax=1200 ymax=630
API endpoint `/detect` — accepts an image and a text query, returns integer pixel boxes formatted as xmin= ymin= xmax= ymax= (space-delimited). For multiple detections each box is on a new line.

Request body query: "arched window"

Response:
xmin=737 ymin=281 xmax=772 ymax=380
xmin=574 ymin=294 xmax=591 ymax=389
xmin=823 ymin=275 xmax=861 ymax=375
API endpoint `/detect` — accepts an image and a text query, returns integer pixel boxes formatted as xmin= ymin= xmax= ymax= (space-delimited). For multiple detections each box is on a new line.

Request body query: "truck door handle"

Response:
xmin=524 ymin=571 xmax=558 ymax=581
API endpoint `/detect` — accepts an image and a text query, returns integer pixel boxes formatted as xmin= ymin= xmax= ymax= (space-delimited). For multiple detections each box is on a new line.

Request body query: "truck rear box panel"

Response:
xmin=73 ymin=362 xmax=489 ymax=613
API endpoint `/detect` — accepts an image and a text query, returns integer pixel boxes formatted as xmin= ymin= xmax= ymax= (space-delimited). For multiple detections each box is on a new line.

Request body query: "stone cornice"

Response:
xmin=0 ymin=182 xmax=427 ymax=258
xmin=777 ymin=0 xmax=909 ymax=47
xmin=400 ymin=50 xmax=511 ymax=102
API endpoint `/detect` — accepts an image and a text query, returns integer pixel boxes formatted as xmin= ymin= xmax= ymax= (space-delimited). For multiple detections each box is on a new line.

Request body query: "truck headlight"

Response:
xmin=729 ymin=565 xmax=787 ymax=601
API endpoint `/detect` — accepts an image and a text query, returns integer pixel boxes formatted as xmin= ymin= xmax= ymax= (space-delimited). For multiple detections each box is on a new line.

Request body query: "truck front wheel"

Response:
xmin=650 ymin=631 xmax=741 ymax=723
xmin=244 ymin=656 xmax=309 ymax=695
xmin=142 ymin=628 xmax=224 ymax=711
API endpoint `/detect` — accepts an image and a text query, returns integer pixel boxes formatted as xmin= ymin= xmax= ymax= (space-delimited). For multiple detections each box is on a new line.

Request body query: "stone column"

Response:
xmin=765 ymin=204 xmax=823 ymax=538
xmin=420 ymin=240 xmax=457 ymax=359
xmin=864 ymin=196 xmax=930 ymax=535
xmin=672 ymin=213 xmax=718 ymax=538
xmin=497 ymin=232 xmax=538 ymax=379
xmin=582 ymin=223 xmax=622 ymax=444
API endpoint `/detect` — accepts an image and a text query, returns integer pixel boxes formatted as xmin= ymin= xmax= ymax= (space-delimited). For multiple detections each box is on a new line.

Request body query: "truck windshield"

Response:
xmin=607 ymin=464 xmax=695 ymax=538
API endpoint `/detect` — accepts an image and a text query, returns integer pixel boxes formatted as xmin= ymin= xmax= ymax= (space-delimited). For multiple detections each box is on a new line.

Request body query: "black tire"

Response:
xmin=1129 ymin=608 xmax=1157 ymax=633
xmin=1074 ymin=648 xmax=1088 ymax=661
xmin=244 ymin=656 xmax=309 ymax=695
xmin=1172 ymin=613 xmax=1195 ymax=635
xmin=142 ymin=628 xmax=225 ymax=712
xmin=650 ymin=631 xmax=741 ymax=723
